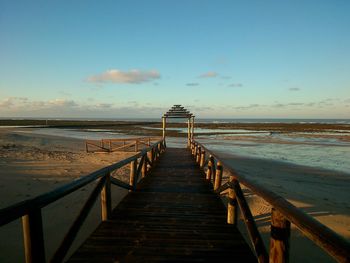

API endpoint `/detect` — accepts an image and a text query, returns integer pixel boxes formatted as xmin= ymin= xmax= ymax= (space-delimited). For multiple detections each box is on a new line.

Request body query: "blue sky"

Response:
xmin=0 ymin=0 xmax=349 ymax=118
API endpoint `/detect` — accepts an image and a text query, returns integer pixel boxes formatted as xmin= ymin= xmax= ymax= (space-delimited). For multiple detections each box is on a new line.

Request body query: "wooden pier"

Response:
xmin=68 ymin=147 xmax=256 ymax=262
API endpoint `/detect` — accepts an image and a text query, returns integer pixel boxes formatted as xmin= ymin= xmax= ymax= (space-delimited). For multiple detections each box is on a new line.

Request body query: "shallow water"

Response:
xmin=17 ymin=128 xmax=134 ymax=140
xmin=197 ymin=136 xmax=350 ymax=174
xmin=20 ymin=128 xmax=350 ymax=174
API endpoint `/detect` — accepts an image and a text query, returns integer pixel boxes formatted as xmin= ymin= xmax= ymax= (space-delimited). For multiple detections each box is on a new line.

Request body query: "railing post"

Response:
xmin=147 ymin=150 xmax=153 ymax=170
xmin=101 ymin=172 xmax=111 ymax=221
xmin=227 ymin=175 xmax=238 ymax=225
xmin=142 ymin=154 xmax=147 ymax=178
xmin=196 ymin=146 xmax=201 ymax=164
xmin=206 ymin=155 xmax=214 ymax=181
xmin=214 ymin=161 xmax=223 ymax=191
xmin=129 ymin=160 xmax=137 ymax=191
xmin=269 ymin=208 xmax=291 ymax=263
xmin=135 ymin=140 xmax=138 ymax=152
xmin=22 ymin=209 xmax=46 ymax=263
xmin=200 ymin=150 xmax=205 ymax=169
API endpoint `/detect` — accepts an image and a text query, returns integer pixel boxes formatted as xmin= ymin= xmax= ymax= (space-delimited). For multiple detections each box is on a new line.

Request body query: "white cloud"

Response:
xmin=87 ymin=69 xmax=160 ymax=84
xmin=228 ymin=83 xmax=243 ymax=87
xmin=199 ymin=71 xmax=218 ymax=78
xmin=186 ymin=83 xmax=199 ymax=86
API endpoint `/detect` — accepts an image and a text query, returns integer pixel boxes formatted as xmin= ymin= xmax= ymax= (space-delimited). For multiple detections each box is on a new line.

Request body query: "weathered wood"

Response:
xmin=187 ymin=118 xmax=191 ymax=147
xmin=135 ymin=140 xmax=138 ymax=152
xmin=206 ymin=155 xmax=214 ymax=181
xmin=129 ymin=160 xmax=137 ymax=191
xmin=196 ymin=146 xmax=201 ymax=164
xmin=147 ymin=150 xmax=153 ymax=167
xmin=162 ymin=116 xmax=166 ymax=139
xmin=214 ymin=161 xmax=223 ymax=191
xmin=68 ymin=148 xmax=256 ymax=263
xmin=101 ymin=173 xmax=111 ymax=221
xmin=191 ymin=116 xmax=195 ymax=139
xmin=200 ymin=150 xmax=206 ymax=169
xmin=142 ymin=154 xmax=147 ymax=178
xmin=232 ymin=180 xmax=268 ymax=263
xmin=269 ymin=208 xmax=291 ymax=263
xmin=110 ymin=177 xmax=132 ymax=190
xmin=22 ymin=209 xmax=45 ymax=263
xmin=51 ymin=177 xmax=106 ymax=263
xmin=134 ymin=156 xmax=145 ymax=184
xmin=227 ymin=175 xmax=238 ymax=225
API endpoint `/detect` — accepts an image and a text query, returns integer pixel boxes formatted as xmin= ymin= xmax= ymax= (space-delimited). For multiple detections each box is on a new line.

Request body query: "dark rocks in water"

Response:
xmin=2 ymin=144 xmax=16 ymax=149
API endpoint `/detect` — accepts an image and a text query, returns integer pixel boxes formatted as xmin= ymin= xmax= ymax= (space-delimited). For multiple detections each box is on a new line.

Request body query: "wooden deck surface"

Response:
xmin=68 ymin=147 xmax=256 ymax=262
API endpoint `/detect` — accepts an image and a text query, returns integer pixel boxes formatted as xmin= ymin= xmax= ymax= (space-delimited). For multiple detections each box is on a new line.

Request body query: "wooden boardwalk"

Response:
xmin=68 ymin=147 xmax=256 ymax=262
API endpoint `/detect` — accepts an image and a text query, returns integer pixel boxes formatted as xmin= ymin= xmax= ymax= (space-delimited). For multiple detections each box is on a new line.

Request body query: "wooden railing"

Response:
xmin=190 ymin=140 xmax=350 ymax=263
xmin=0 ymin=139 xmax=166 ymax=263
xmin=85 ymin=137 xmax=161 ymax=153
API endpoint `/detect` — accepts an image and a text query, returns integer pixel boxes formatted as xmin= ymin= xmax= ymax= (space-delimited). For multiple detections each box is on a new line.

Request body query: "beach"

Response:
xmin=0 ymin=128 xmax=132 ymax=262
xmin=0 ymin=124 xmax=349 ymax=262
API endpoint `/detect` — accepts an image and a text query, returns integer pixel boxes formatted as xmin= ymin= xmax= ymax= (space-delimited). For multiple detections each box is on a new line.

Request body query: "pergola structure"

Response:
xmin=162 ymin=105 xmax=195 ymax=147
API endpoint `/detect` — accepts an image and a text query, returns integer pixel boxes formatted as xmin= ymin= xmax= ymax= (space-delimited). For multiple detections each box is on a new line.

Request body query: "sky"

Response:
xmin=0 ymin=0 xmax=349 ymax=119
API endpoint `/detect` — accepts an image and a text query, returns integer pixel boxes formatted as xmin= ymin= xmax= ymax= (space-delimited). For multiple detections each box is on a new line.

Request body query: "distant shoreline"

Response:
xmin=1 ymin=117 xmax=350 ymax=124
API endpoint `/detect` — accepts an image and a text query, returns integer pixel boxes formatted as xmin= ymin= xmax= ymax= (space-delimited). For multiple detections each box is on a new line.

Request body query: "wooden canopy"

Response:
xmin=162 ymin=105 xmax=195 ymax=147
xmin=163 ymin=105 xmax=194 ymax=118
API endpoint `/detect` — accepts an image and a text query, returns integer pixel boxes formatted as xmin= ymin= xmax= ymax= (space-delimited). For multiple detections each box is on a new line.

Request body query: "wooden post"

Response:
xmin=129 ymin=160 xmax=137 ymax=191
xmin=270 ymin=208 xmax=291 ymax=263
xmin=227 ymin=175 xmax=238 ymax=225
xmin=196 ymin=146 xmax=201 ymax=164
xmin=200 ymin=150 xmax=205 ymax=169
xmin=109 ymin=140 xmax=112 ymax=151
xmin=101 ymin=173 xmax=111 ymax=221
xmin=142 ymin=154 xmax=147 ymax=178
xmin=214 ymin=161 xmax=223 ymax=191
xmin=191 ymin=116 xmax=195 ymax=140
xmin=206 ymin=155 xmax=214 ymax=180
xmin=22 ymin=209 xmax=46 ymax=263
xmin=187 ymin=118 xmax=191 ymax=147
xmin=135 ymin=140 xmax=138 ymax=152
xmin=147 ymin=150 xmax=153 ymax=170
xmin=85 ymin=142 xmax=88 ymax=153
xmin=162 ymin=116 xmax=166 ymax=140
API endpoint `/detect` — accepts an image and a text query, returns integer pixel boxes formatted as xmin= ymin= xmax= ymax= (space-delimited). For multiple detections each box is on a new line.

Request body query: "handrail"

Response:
xmin=0 ymin=139 xmax=166 ymax=263
xmin=86 ymin=136 xmax=161 ymax=153
xmin=191 ymin=139 xmax=350 ymax=263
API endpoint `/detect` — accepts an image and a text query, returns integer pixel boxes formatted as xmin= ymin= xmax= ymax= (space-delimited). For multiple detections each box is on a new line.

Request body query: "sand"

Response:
xmin=0 ymin=128 xmax=133 ymax=262
xmin=218 ymin=152 xmax=350 ymax=263
xmin=0 ymin=128 xmax=349 ymax=262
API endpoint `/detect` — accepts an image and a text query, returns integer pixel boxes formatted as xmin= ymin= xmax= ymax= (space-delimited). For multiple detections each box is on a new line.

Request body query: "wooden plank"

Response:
xmin=68 ymin=148 xmax=256 ymax=263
